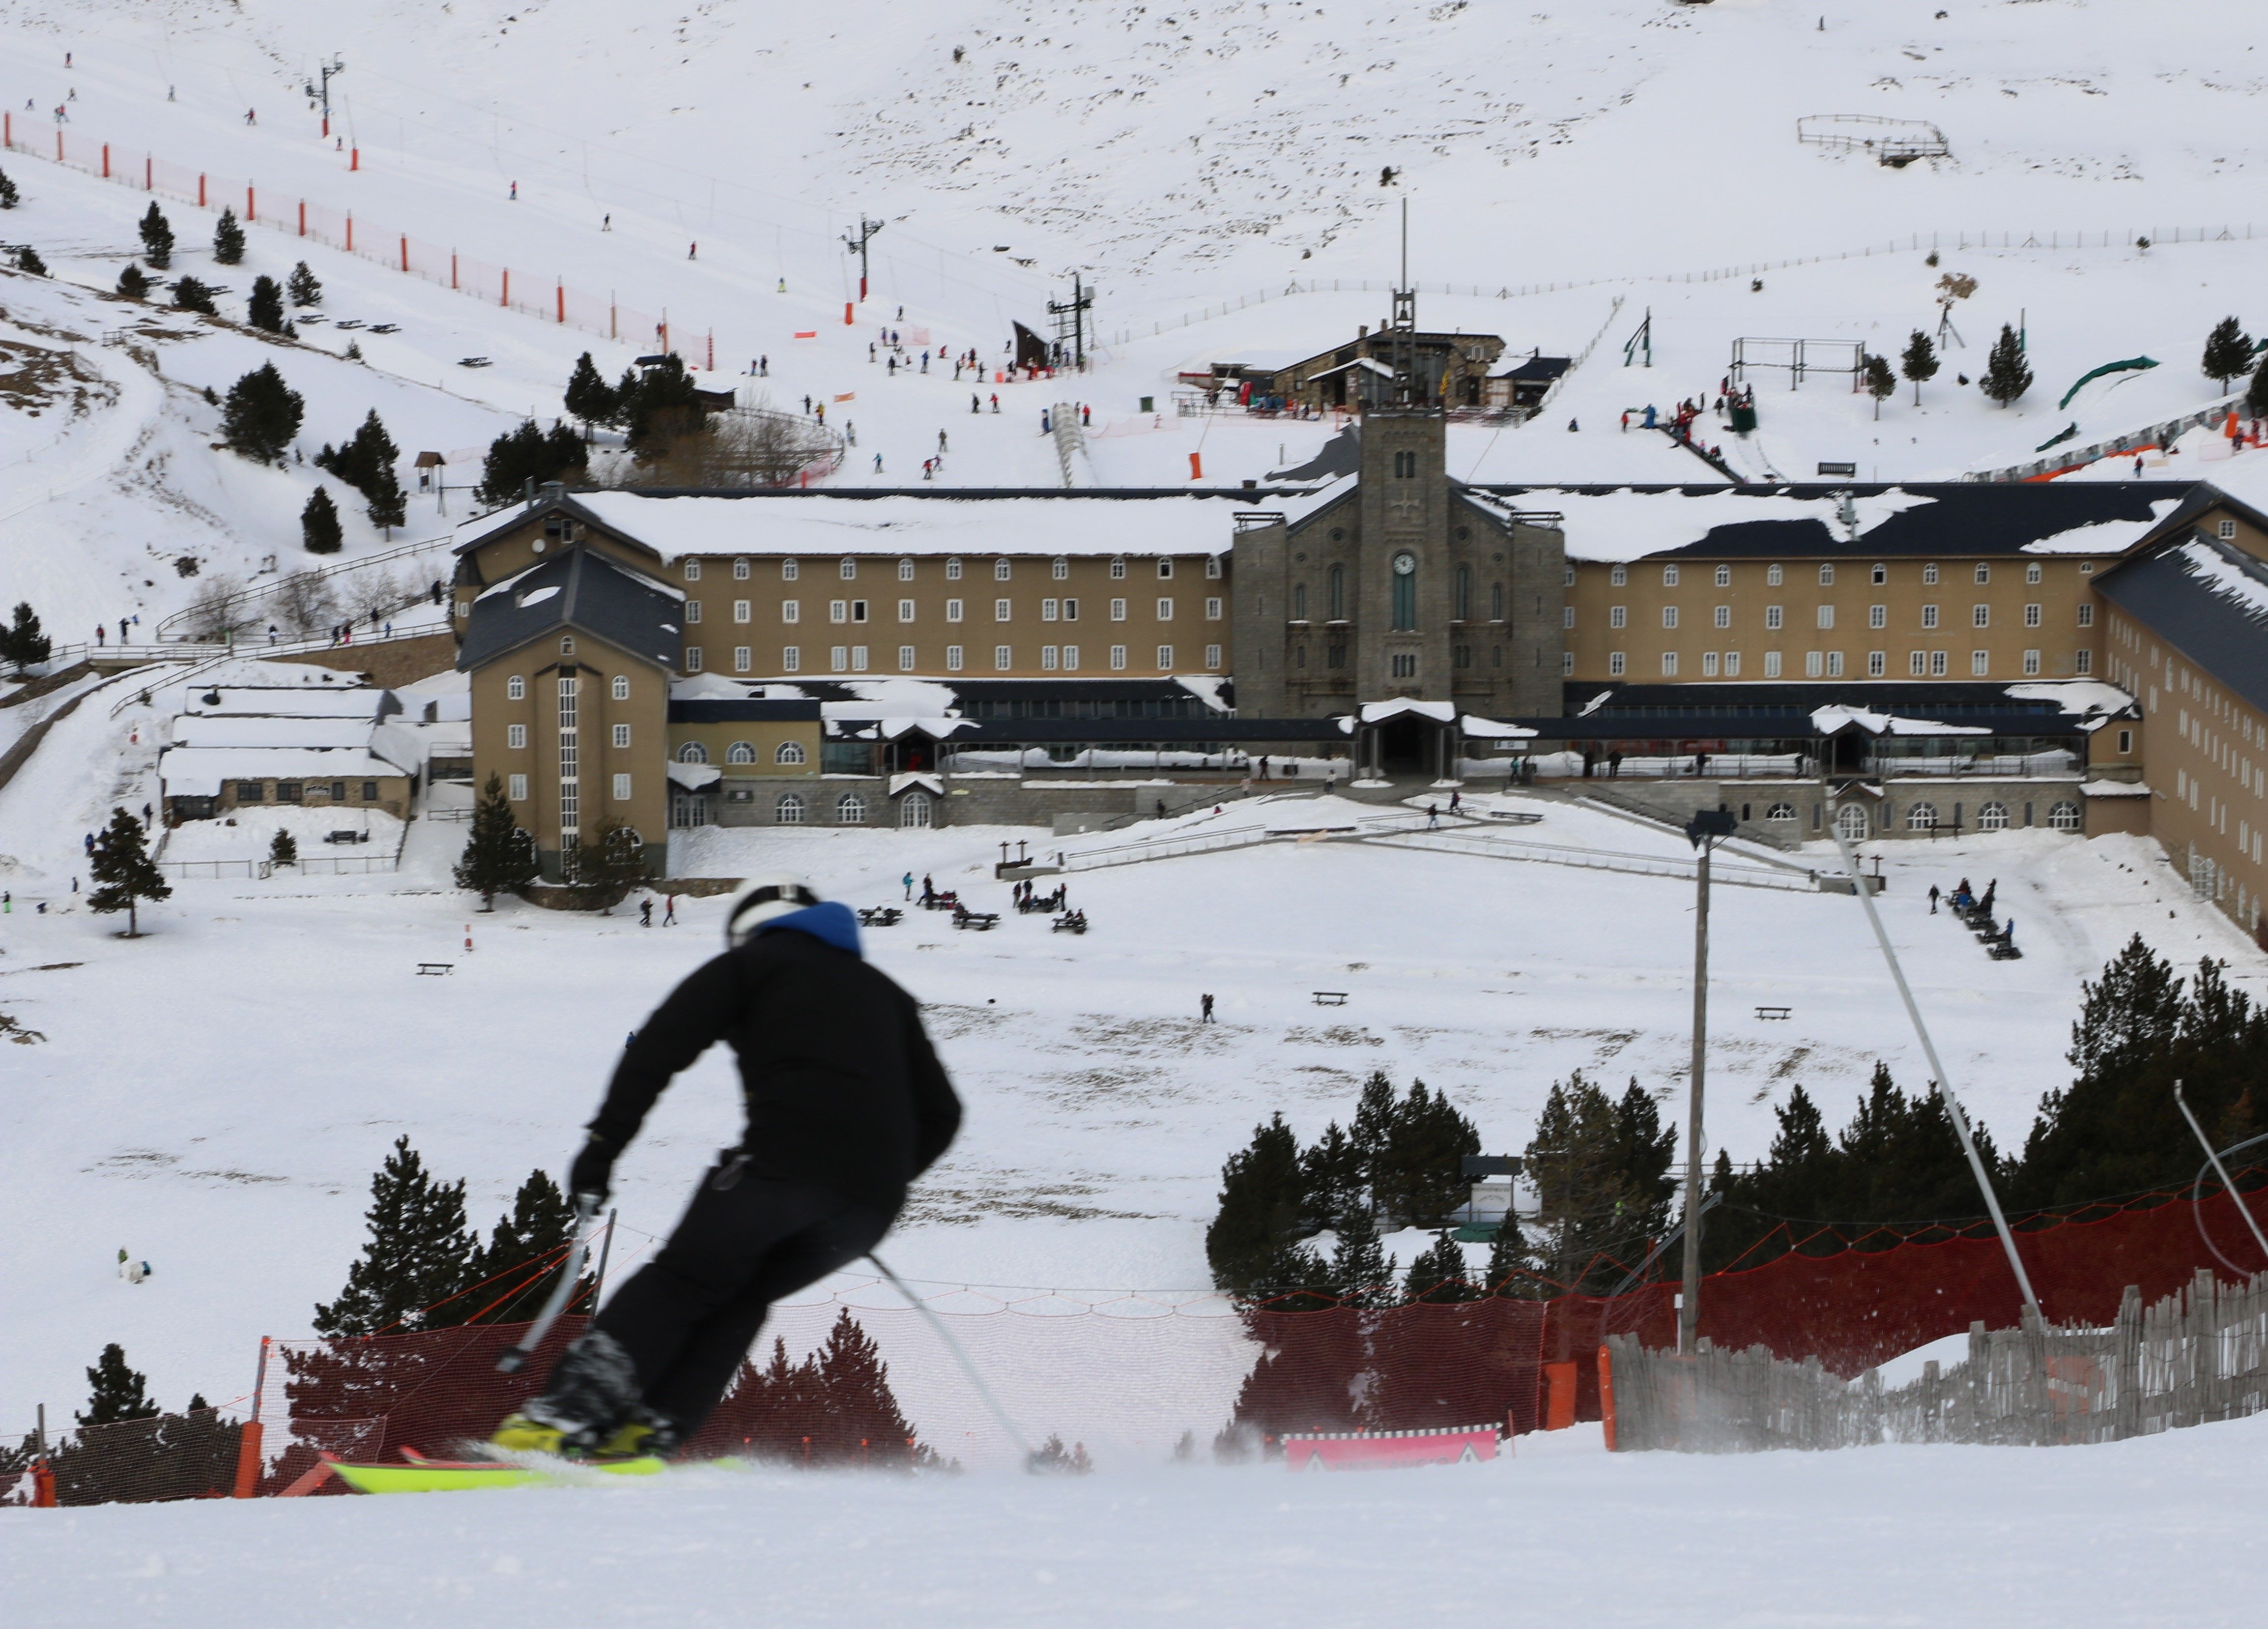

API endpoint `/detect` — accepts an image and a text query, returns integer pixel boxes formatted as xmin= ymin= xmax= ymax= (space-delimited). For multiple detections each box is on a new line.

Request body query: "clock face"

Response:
xmin=1392 ymin=552 xmax=1416 ymax=576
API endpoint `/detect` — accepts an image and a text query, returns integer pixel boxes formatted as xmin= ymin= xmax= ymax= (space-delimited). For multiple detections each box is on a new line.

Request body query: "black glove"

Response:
xmin=568 ymin=1133 xmax=618 ymax=1207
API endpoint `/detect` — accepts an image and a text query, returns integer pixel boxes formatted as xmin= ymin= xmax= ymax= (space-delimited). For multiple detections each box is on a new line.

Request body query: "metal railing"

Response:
xmin=152 ymin=533 xmax=455 ymax=642
xmin=1362 ymin=828 xmax=1821 ymax=892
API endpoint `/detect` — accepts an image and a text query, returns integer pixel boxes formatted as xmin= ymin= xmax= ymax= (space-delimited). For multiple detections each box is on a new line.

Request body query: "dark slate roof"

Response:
xmin=1563 ymin=681 xmax=2119 ymax=719
xmin=2096 ymin=530 xmax=2268 ymax=716
xmin=453 ymin=491 xmax=631 ymax=557
xmin=1474 ymin=480 xmax=2236 ymax=558
xmin=1270 ymin=426 xmax=1363 ymax=483
xmin=457 ymin=546 xmax=684 ymax=672
xmin=668 ymin=698 xmax=822 ymax=724
xmin=1496 ymin=354 xmax=1571 ymax=381
xmin=1503 ymin=713 xmax=2088 ymax=740
xmin=947 ymin=718 xmax=1346 ymax=744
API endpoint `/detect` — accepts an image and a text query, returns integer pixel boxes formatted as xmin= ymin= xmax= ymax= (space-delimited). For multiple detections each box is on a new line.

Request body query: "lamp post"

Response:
xmin=1680 ymin=808 xmax=1738 ymax=1354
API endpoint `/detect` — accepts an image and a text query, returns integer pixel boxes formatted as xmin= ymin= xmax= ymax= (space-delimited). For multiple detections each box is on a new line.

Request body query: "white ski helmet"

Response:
xmin=723 ymin=873 xmax=822 ymax=947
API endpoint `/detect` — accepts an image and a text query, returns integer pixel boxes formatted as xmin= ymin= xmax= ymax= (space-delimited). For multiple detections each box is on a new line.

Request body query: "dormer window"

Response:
xmin=560 ymin=637 xmax=575 ymax=656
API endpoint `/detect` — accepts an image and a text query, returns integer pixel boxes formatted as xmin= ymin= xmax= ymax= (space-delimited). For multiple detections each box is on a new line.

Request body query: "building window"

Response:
xmin=2117 ymin=728 xmax=2133 ymax=755
xmin=1293 ymin=583 xmax=1308 ymax=620
xmin=831 ymin=646 xmax=849 ymax=672
xmin=780 ymin=559 xmax=798 ymax=581
xmin=899 ymin=558 xmax=916 ymax=581
xmin=1492 ymin=582 xmax=1505 ymax=621
xmin=1610 ymin=606 xmax=1627 ymax=629
xmin=1206 ymin=555 xmax=1223 ymax=579
xmin=2074 ymin=649 xmax=2092 ymax=675
xmin=2024 ymin=603 xmax=2041 ymax=628
xmin=1560 ymin=651 xmax=1575 ymax=676
xmin=851 ymin=602 xmax=869 ymax=624
xmin=781 ymin=646 xmax=800 ymax=672
xmin=2077 ymin=603 xmax=2094 ymax=627
xmin=2023 ymin=649 xmax=2041 ymax=676
xmin=776 ymin=792 xmax=805 ymax=823
xmin=1205 ymin=644 xmax=1222 ymax=670
xmin=611 ymin=675 xmax=630 ymax=701
xmin=1564 ymin=606 xmax=1577 ymax=629
xmin=1973 ymin=604 xmax=1990 ymax=628
xmin=1051 ymin=556 xmax=1069 ymax=580
xmin=899 ymin=599 xmax=916 ymax=623
xmin=994 ymin=559 xmax=1012 ymax=581
xmin=1869 ymin=604 xmax=1887 ymax=629
xmin=1867 ymin=650 xmax=1886 ymax=677
xmin=1042 ymin=598 xmax=1059 ymax=621
xmin=612 ymin=772 xmax=632 ymax=800
xmin=1394 ymin=449 xmax=1417 ymax=477
xmin=1205 ymin=596 xmax=1223 ymax=620
xmin=2220 ymin=519 xmax=2239 ymax=541
xmin=2049 ymin=800 xmax=2082 ymax=833
xmin=734 ymin=647 xmax=751 ymax=672
xmin=831 ymin=600 xmax=848 ymax=624
xmin=1827 ymin=652 xmax=1845 ymax=677
xmin=946 ymin=599 xmax=963 ymax=623
xmin=612 ymin=724 xmax=631 ymax=749
xmin=1702 ymin=652 xmax=1720 ymax=677
xmin=898 ymin=645 xmax=916 ymax=671
xmin=1662 ymin=652 xmax=1679 ymax=676
xmin=734 ymin=599 xmax=751 ymax=623
xmin=838 ymin=558 xmax=857 ymax=581
xmin=677 ymin=742 xmax=710 ymax=765
xmin=1978 ymin=801 xmax=2010 ymax=831
xmin=1817 ymin=564 xmax=1834 ymax=586
xmin=2026 ymin=562 xmax=2043 ymax=583
xmin=1063 ymin=646 xmax=1080 ymax=671
xmin=734 ymin=558 xmax=752 ymax=581
xmin=1713 ymin=564 xmax=1731 ymax=588
xmin=1974 ymin=563 xmax=1991 ymax=585
xmin=1062 ymin=599 xmax=1078 ymax=621
xmin=506 ymin=675 xmax=526 ymax=700
xmin=1922 ymin=605 xmax=1940 ymax=630
xmin=774 ymin=741 xmax=806 ymax=765
xmin=994 ymin=645 xmax=1012 ymax=670
xmin=1764 ymin=651 xmax=1783 ymax=678
xmin=508 ymin=773 xmax=528 ymax=801
xmin=1713 ymin=605 xmax=1731 ymax=629
xmin=945 ymin=557 xmax=963 ymax=581
xmin=685 ymin=647 xmax=703 ymax=671
xmin=1724 ymin=652 xmax=1741 ymax=676
xmin=1156 ymin=644 xmax=1175 ymax=669
xmin=782 ymin=601 xmax=800 ymax=623
xmin=1610 ymin=565 xmax=1628 ymax=587
xmin=1608 ymin=652 xmax=1627 ymax=676
xmin=1328 ymin=564 xmax=1347 ymax=620
xmin=1764 ymin=606 xmax=1783 ymax=630
xmin=1110 ymin=645 xmax=1127 ymax=670
xmin=1663 ymin=565 xmax=1680 ymax=587
xmin=508 ymin=723 xmax=527 ymax=749
xmin=1817 ymin=605 xmax=1835 ymax=630
xmin=1663 ymin=606 xmax=1679 ymax=630
xmin=1870 ymin=564 xmax=1886 ymax=585
xmin=946 ymin=645 xmax=964 ymax=671
xmin=1907 ymin=803 xmax=1940 ymax=832
xmin=1910 ymin=651 xmax=1927 ymax=676
xmin=1454 ymin=565 xmax=1472 ymax=621
xmin=1805 ymin=651 xmax=1824 ymax=678
xmin=836 ymin=793 xmax=868 ymax=825
xmin=236 ymin=780 xmax=266 ymax=802
xmin=1767 ymin=802 xmax=1796 ymax=821
xmin=1390 ymin=554 xmax=1416 ymax=629
xmin=1390 ymin=652 xmax=1418 ymax=679
xmin=1041 ymin=645 xmax=1059 ymax=671
xmin=1157 ymin=597 xmax=1175 ymax=621
xmin=684 ymin=560 xmax=702 ymax=582
xmin=1109 ymin=556 xmax=1126 ymax=580
xmin=725 ymin=741 xmax=755 ymax=764
xmin=992 ymin=598 xmax=1012 ymax=622
xmin=1930 ymin=651 xmax=1949 ymax=677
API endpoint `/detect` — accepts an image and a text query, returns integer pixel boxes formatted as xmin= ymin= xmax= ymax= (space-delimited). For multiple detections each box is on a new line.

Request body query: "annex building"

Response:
xmin=446 ymin=415 xmax=2268 ymax=940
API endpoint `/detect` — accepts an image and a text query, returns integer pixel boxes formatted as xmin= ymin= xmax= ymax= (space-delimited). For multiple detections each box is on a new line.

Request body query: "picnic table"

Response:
xmin=1051 ymin=910 xmax=1088 ymax=934
xmin=416 ymin=962 xmax=453 ymax=976
xmin=953 ymin=908 xmax=1001 ymax=931
xmin=1754 ymin=1006 xmax=1791 ymax=1021
xmin=1312 ymin=991 xmax=1348 ymax=1007
xmin=857 ymin=906 xmax=903 ymax=927
xmin=324 ymin=829 xmax=368 ymax=845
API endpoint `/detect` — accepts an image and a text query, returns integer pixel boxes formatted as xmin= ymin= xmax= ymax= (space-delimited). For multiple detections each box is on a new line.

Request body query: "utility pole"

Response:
xmin=1047 ymin=271 xmax=1093 ymax=371
xmin=1680 ymin=808 xmax=1737 ymax=1354
xmin=842 ymin=217 xmax=884 ymax=303
xmin=305 ymin=56 xmax=345 ymax=139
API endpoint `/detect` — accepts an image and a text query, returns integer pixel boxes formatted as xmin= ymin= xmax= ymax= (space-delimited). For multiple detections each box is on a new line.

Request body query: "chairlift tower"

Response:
xmin=304 ymin=55 xmax=345 ymax=139
xmin=1048 ymin=271 xmax=1093 ymax=372
xmin=842 ymin=217 xmax=884 ymax=303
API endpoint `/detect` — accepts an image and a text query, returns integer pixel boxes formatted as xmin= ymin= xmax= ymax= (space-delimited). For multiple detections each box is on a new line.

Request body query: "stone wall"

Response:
xmin=274 ymin=633 xmax=458 ymax=690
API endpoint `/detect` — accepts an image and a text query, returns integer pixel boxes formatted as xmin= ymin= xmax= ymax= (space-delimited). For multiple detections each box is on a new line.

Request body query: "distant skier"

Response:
xmin=491 ymin=875 xmax=961 ymax=1459
xmin=1200 ymin=992 xmax=1215 ymax=1023
xmin=688 ymin=242 xmax=697 ymax=260
xmin=510 ymin=180 xmax=517 ymax=200
xmin=937 ymin=430 xmax=948 ymax=454
xmin=640 ymin=898 xmax=653 ymax=927
xmin=245 ymin=108 xmax=255 ymax=125
xmin=603 ymin=213 xmax=611 ymax=231
xmin=874 ymin=453 xmax=884 ymax=473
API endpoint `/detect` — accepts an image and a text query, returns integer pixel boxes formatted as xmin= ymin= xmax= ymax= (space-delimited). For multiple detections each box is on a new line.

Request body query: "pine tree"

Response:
xmin=312 ymin=1136 xmax=479 ymax=1337
xmin=115 ymin=262 xmax=150 ymax=300
xmin=346 ymin=410 xmax=405 ymax=532
xmin=86 ymin=807 xmax=170 ymax=937
xmin=246 ymin=274 xmax=285 ymax=333
xmin=220 ymin=362 xmax=304 ymax=464
xmin=1372 ymin=1077 xmax=1481 ymax=1227
xmin=621 ymin=354 xmax=703 ymax=454
xmin=139 ymin=203 xmax=173 ymax=268
xmin=583 ymin=818 xmax=651 ymax=903
xmin=268 ymin=828 xmax=297 ymax=868
xmin=563 ymin=350 xmax=620 ymax=431
xmin=79 ymin=1343 xmax=159 ymax=1425
xmin=171 ymin=276 xmax=216 ymax=315
xmin=2202 ymin=316 xmax=2253 ymax=390
xmin=1864 ymin=352 xmax=1896 ymax=419
xmin=476 ymin=419 xmax=590 ymax=505
xmin=12 ymin=244 xmax=46 ymax=276
xmin=2 ymin=600 xmax=51 ymax=674
xmin=1981 ymin=323 xmax=2033 ymax=407
xmin=1402 ymin=1229 xmax=1477 ymax=1303
xmin=1204 ymin=1112 xmax=1310 ymax=1293
xmin=1608 ymin=1079 xmax=1679 ymax=1240
xmin=1325 ymin=1203 xmax=1393 ymax=1308
xmin=1901 ymin=329 xmax=1939 ymax=406
xmin=0 ymin=167 xmax=18 ymax=208
xmin=1297 ymin=1119 xmax=1362 ymax=1232
xmin=287 ymin=260 xmax=322 ymax=306
xmin=813 ymin=1308 xmax=924 ymax=1465
xmin=301 ymin=485 xmax=343 ymax=554
xmin=1522 ymin=1072 xmax=1635 ymax=1293
xmin=212 ymin=206 xmax=245 ymax=266
xmin=454 ymin=772 xmax=539 ymax=907
xmin=464 ymin=1169 xmax=579 ymax=1322
xmin=1483 ymin=1216 xmax=1535 ymax=1297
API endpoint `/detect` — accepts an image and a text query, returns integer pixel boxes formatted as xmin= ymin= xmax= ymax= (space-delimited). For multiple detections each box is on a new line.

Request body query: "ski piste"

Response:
xmin=326 ymin=1446 xmax=666 ymax=1494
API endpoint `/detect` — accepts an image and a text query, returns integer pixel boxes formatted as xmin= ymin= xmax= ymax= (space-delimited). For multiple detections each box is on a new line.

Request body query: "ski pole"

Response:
xmin=497 ymin=1197 xmax=602 ymax=1374
xmin=866 ymin=1252 xmax=1034 ymax=1464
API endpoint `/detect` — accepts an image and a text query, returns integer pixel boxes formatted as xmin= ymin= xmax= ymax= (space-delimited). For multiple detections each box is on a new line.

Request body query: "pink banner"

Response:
xmin=1282 ymin=1425 xmax=1501 ymax=1471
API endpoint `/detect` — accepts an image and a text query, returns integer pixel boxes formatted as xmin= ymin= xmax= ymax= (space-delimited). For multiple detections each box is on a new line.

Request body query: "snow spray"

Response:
xmin=866 ymin=1253 xmax=1036 ymax=1466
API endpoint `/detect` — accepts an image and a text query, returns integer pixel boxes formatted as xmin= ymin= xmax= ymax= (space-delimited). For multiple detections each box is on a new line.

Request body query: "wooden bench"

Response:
xmin=1754 ymin=1006 xmax=1791 ymax=1021
xmin=1312 ymin=991 xmax=1349 ymax=1007
xmin=416 ymin=962 xmax=453 ymax=976
xmin=324 ymin=829 xmax=367 ymax=845
xmin=856 ymin=906 xmax=903 ymax=927
xmin=953 ymin=911 xmax=1001 ymax=931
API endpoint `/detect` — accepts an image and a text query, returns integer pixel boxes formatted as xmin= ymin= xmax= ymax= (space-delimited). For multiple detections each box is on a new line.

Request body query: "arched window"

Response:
xmin=1327 ymin=564 xmax=1346 ymax=621
xmin=725 ymin=741 xmax=756 ymax=764
xmin=610 ymin=675 xmax=630 ymax=701
xmin=1390 ymin=553 xmax=1417 ymax=631
xmin=559 ymin=636 xmax=575 ymax=656
xmin=2049 ymin=800 xmax=2082 ymax=833
xmin=1293 ymin=583 xmax=1308 ymax=620
xmin=1766 ymin=803 xmax=1797 ymax=822
xmin=1834 ymin=804 xmax=1869 ymax=842
xmin=1491 ymin=582 xmax=1504 ymax=621
xmin=835 ymin=792 xmax=867 ymax=825
xmin=899 ymin=790 xmax=933 ymax=829
xmin=1906 ymin=802 xmax=1940 ymax=832
xmin=1453 ymin=564 xmax=1471 ymax=622
xmin=774 ymin=741 xmax=807 ymax=766
xmin=775 ymin=792 xmax=805 ymax=824
xmin=677 ymin=742 xmax=709 ymax=764
xmin=1977 ymin=801 xmax=2010 ymax=832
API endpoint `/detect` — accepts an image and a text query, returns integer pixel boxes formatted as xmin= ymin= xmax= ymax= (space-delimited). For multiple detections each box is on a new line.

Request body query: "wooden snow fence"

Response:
xmin=1604 ymin=1267 xmax=2268 ymax=1452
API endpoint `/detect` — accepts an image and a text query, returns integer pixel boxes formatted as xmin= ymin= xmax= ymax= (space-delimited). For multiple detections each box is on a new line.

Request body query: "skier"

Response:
xmin=510 ymin=180 xmax=517 ymax=200
xmin=641 ymin=899 xmax=654 ymax=927
xmin=938 ymin=429 xmax=948 ymax=454
xmin=663 ymin=894 xmax=677 ymax=926
xmin=901 ymin=871 xmax=913 ymax=902
xmin=688 ymin=242 xmax=697 ymax=260
xmin=603 ymin=213 xmax=611 ymax=231
xmin=1927 ymin=883 xmax=1940 ymax=916
xmin=874 ymin=453 xmax=884 ymax=473
xmin=1200 ymin=992 xmax=1215 ymax=1023
xmin=491 ymin=875 xmax=961 ymax=1459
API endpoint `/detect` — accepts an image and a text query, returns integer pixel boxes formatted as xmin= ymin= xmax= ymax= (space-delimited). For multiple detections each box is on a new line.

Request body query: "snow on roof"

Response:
xmin=2170 ymin=535 xmax=2268 ymax=621
xmin=1548 ymin=489 xmax=1940 ymax=563
xmin=565 ymin=491 xmax=1247 ymax=561
xmin=2001 ymin=681 xmax=2136 ymax=715
xmin=1360 ymin=697 xmax=1457 ymax=724
xmin=1279 ymin=472 xmax=1360 ymax=526
xmin=1809 ymin=704 xmax=1989 ymax=737
xmin=179 ymin=686 xmax=388 ymax=719
xmin=1174 ymin=675 xmax=1232 ymax=713
xmin=170 ymin=717 xmax=373 ymax=750
xmin=836 ymin=677 xmax=961 ymax=715
xmin=667 ymin=761 xmax=723 ymax=790
xmin=1460 ymin=713 xmax=1539 ymax=739
xmin=890 ymin=771 xmax=946 ymax=797
xmin=2082 ymin=779 xmax=2154 ymax=798
xmin=671 ymin=672 xmax=758 ymax=701
xmin=157 ymin=747 xmax=410 ymax=797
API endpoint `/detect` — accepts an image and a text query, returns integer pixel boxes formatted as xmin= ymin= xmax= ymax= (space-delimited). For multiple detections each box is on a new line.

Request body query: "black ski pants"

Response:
xmin=593 ymin=1163 xmax=892 ymax=1432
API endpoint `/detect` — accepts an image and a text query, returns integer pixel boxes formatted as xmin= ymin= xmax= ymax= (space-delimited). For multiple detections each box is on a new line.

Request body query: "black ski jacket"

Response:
xmin=589 ymin=927 xmax=960 ymax=1212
